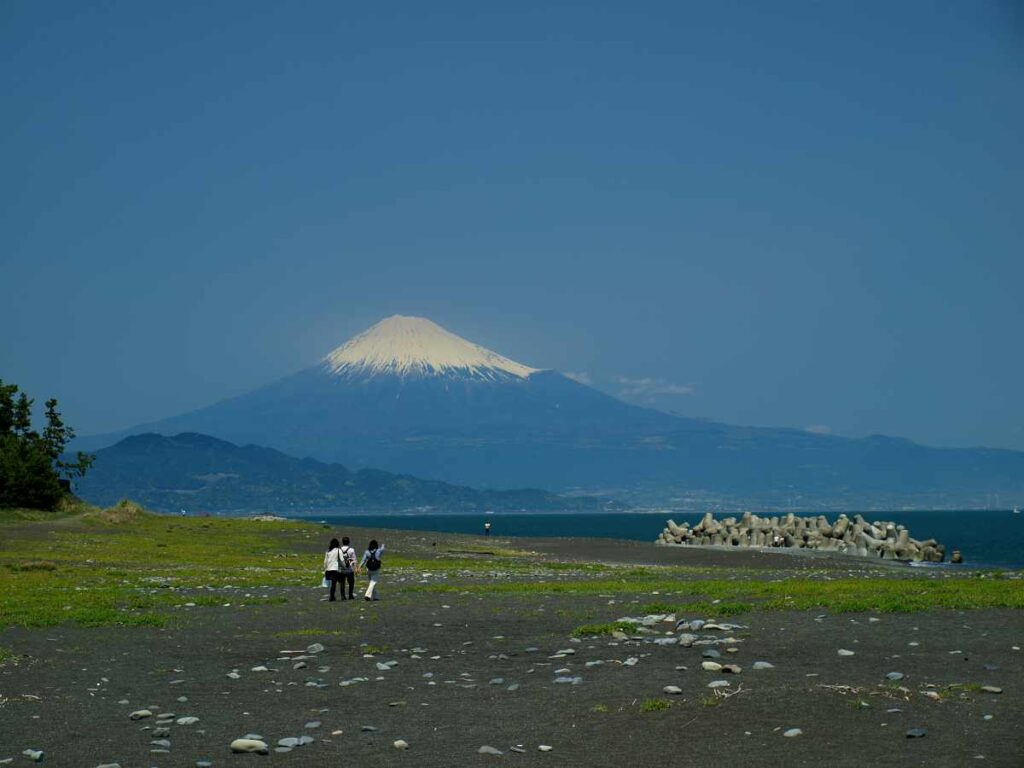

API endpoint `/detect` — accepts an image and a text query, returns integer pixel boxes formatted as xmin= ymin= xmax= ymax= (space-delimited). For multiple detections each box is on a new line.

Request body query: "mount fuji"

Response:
xmin=80 ymin=315 xmax=1024 ymax=507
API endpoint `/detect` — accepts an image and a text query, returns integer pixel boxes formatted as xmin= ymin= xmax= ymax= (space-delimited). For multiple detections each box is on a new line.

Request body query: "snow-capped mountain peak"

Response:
xmin=322 ymin=315 xmax=539 ymax=380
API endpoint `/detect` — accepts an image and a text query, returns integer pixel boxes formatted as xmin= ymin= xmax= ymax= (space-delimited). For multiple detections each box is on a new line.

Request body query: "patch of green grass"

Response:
xmin=0 ymin=506 xmax=313 ymax=628
xmin=571 ymin=621 xmax=638 ymax=637
xmin=933 ymin=682 xmax=985 ymax=701
xmin=420 ymin=575 xmax=1024 ymax=613
xmin=649 ymin=600 xmax=755 ymax=617
xmin=639 ymin=698 xmax=672 ymax=713
xmin=0 ymin=645 xmax=15 ymax=665
xmin=361 ymin=644 xmax=389 ymax=654
xmin=275 ymin=628 xmax=347 ymax=637
xmin=638 ymin=602 xmax=676 ymax=614
xmin=590 ymin=703 xmax=609 ymax=713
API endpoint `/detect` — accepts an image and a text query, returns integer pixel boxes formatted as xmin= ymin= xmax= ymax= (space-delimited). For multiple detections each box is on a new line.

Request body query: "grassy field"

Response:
xmin=1 ymin=500 xmax=1022 ymax=629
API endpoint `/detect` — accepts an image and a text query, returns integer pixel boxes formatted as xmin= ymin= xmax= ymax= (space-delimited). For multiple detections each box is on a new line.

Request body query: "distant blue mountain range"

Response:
xmin=76 ymin=316 xmax=1024 ymax=509
xmin=76 ymin=432 xmax=591 ymax=513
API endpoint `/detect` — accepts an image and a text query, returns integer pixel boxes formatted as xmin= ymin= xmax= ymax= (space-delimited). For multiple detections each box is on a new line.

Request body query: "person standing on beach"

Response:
xmin=323 ymin=538 xmax=344 ymax=602
xmin=338 ymin=535 xmax=357 ymax=600
xmin=360 ymin=539 xmax=384 ymax=601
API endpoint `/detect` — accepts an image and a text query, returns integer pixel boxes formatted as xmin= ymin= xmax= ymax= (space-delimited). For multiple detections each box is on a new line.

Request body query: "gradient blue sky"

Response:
xmin=2 ymin=2 xmax=1022 ymax=449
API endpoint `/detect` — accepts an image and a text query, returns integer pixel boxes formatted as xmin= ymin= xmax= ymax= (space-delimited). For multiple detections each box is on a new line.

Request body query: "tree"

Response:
xmin=42 ymin=398 xmax=94 ymax=481
xmin=0 ymin=379 xmax=95 ymax=509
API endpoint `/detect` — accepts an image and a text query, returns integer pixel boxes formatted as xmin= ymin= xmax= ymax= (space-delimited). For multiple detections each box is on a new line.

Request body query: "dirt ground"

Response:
xmin=1 ymin=527 xmax=1022 ymax=767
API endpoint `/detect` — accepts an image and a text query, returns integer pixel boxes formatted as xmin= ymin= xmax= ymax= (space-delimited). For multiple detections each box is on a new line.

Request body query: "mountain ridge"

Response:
xmin=73 ymin=316 xmax=1024 ymax=507
xmin=75 ymin=432 xmax=598 ymax=513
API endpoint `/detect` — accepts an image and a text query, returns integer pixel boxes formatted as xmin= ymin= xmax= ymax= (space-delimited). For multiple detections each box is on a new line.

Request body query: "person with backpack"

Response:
xmin=360 ymin=539 xmax=384 ymax=601
xmin=337 ymin=535 xmax=357 ymax=600
xmin=322 ymin=538 xmax=344 ymax=602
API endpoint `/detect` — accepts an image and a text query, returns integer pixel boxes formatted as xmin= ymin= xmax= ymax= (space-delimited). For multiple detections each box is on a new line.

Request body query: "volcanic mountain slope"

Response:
xmin=79 ymin=315 xmax=1024 ymax=506
xmin=76 ymin=432 xmax=587 ymax=513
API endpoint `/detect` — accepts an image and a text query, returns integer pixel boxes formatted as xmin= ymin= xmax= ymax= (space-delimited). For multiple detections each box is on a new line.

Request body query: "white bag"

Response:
xmin=321 ymin=576 xmax=330 ymax=588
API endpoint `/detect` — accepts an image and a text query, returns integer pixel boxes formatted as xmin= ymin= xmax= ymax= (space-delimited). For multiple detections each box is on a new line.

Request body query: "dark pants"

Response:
xmin=327 ymin=571 xmax=355 ymax=600
xmin=339 ymin=570 xmax=355 ymax=599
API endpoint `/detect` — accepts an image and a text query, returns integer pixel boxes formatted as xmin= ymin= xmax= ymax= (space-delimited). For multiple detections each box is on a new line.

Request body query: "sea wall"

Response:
xmin=656 ymin=512 xmax=950 ymax=563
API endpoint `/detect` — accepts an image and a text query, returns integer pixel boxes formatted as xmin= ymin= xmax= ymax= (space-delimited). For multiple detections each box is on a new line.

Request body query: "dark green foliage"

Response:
xmin=0 ymin=379 xmax=94 ymax=510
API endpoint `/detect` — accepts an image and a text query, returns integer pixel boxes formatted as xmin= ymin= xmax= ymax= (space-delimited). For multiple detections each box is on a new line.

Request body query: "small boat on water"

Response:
xmin=1014 ymin=506 xmax=1021 ymax=515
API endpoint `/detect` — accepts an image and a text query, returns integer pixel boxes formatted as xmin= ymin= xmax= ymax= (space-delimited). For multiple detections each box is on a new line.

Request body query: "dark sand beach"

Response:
xmin=1 ymin=519 xmax=1022 ymax=767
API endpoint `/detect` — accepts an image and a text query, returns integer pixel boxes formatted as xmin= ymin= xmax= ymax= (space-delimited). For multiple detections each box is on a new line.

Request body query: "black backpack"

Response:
xmin=365 ymin=549 xmax=381 ymax=572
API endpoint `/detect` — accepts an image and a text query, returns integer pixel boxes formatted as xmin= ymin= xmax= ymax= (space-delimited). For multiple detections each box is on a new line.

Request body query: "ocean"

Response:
xmin=306 ymin=509 xmax=1024 ymax=570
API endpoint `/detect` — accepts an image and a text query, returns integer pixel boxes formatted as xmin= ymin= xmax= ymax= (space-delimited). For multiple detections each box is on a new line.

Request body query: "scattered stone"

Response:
xmin=278 ymin=738 xmax=299 ymax=748
xmin=663 ymin=685 xmax=683 ymax=695
xmin=231 ymin=739 xmax=269 ymax=754
xmin=478 ymin=746 xmax=503 ymax=756
xmin=539 ymin=745 xmax=553 ymax=752
xmin=752 ymin=661 xmax=775 ymax=670
xmin=554 ymin=675 xmax=583 ymax=685
xmin=177 ymin=716 xmax=199 ymax=725
xmin=980 ymin=686 xmax=1003 ymax=694
xmin=306 ymin=643 xmax=325 ymax=654
xmin=304 ymin=721 xmax=321 ymax=729
xmin=707 ymin=680 xmax=730 ymax=689
xmin=783 ymin=729 xmax=802 ymax=738
xmin=623 ymin=657 xmax=639 ymax=667
xmin=701 ymin=661 xmax=723 ymax=671
xmin=702 ymin=649 xmax=721 ymax=659
xmin=21 ymin=752 xmax=43 ymax=763
xmin=906 ymin=728 xmax=927 ymax=739
xmin=129 ymin=709 xmax=152 ymax=720
xmin=721 ymin=664 xmax=741 ymax=674
xmin=393 ymin=740 xmax=409 ymax=750
xmin=837 ymin=649 xmax=855 ymax=657
xmin=885 ymin=672 xmax=905 ymax=681
xmin=361 ymin=725 xmax=377 ymax=732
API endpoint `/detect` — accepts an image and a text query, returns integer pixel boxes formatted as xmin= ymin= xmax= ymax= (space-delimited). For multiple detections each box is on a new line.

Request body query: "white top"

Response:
xmin=322 ymin=315 xmax=538 ymax=380
xmin=324 ymin=545 xmax=356 ymax=572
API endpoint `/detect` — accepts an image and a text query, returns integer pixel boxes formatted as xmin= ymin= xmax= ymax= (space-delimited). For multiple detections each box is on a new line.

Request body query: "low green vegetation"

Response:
xmin=422 ymin=573 xmax=1024 ymax=613
xmin=2 ymin=497 xmax=1022 ymax=630
xmin=0 ymin=503 xmax=310 ymax=628
xmin=275 ymin=628 xmax=347 ymax=637
xmin=639 ymin=698 xmax=672 ymax=712
xmin=571 ymin=621 xmax=638 ymax=637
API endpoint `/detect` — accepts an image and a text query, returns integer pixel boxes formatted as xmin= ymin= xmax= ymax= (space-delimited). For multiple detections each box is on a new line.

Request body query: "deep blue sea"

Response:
xmin=306 ymin=510 xmax=1024 ymax=569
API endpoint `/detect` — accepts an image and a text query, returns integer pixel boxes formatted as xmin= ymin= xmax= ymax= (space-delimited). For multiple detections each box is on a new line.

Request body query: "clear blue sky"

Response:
xmin=2 ymin=1 xmax=1022 ymax=449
